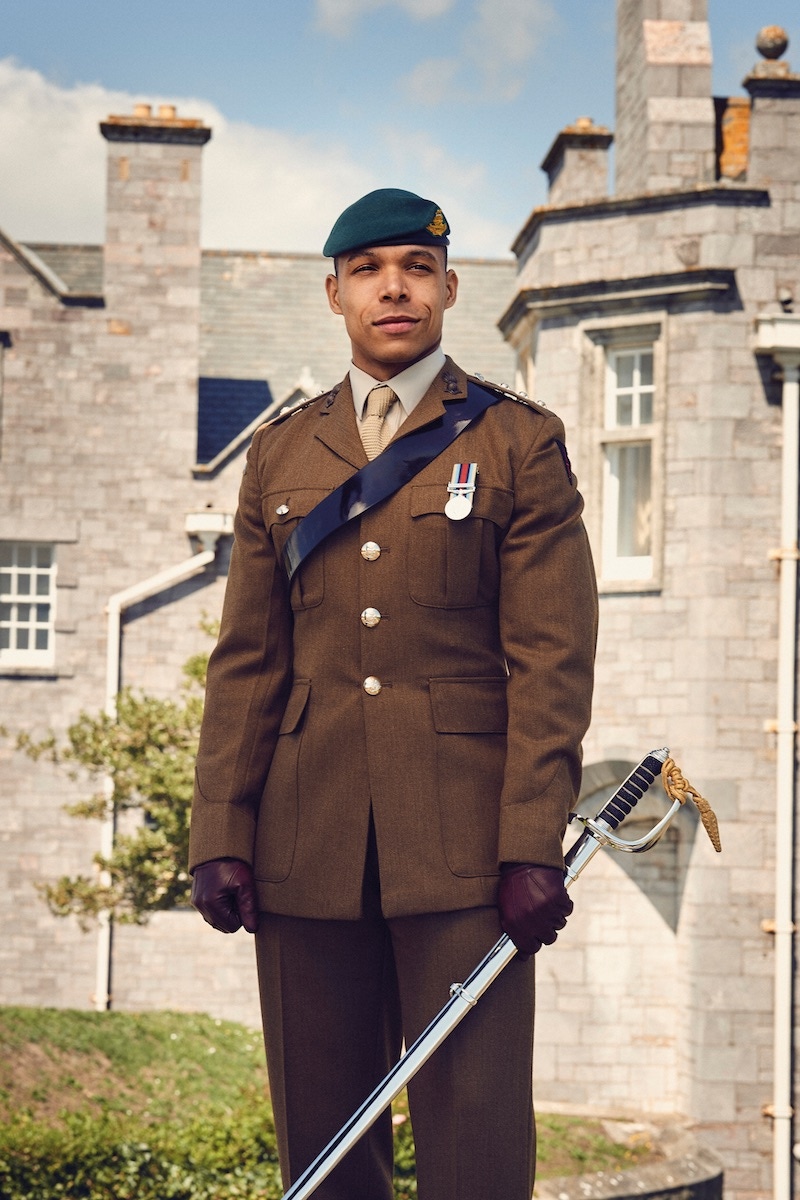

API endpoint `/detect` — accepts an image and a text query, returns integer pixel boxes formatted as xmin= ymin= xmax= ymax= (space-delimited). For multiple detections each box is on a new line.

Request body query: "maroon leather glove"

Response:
xmin=497 ymin=863 xmax=573 ymax=956
xmin=191 ymin=858 xmax=259 ymax=934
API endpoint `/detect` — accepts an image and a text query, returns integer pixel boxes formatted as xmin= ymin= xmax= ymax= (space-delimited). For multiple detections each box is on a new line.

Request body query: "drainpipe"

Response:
xmin=756 ymin=313 xmax=800 ymax=1200
xmin=94 ymin=512 xmax=233 ymax=1011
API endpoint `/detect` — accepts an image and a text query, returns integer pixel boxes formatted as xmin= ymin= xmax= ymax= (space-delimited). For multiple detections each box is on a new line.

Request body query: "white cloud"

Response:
xmin=402 ymin=57 xmax=461 ymax=108
xmin=314 ymin=0 xmax=454 ymax=37
xmin=402 ymin=0 xmax=554 ymax=104
xmin=0 ymin=57 xmax=511 ymax=258
xmin=0 ymin=58 xmax=376 ymax=253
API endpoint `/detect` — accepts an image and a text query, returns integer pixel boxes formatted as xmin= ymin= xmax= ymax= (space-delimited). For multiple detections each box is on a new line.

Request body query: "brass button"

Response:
xmin=363 ymin=676 xmax=382 ymax=695
xmin=361 ymin=607 xmax=381 ymax=628
xmin=361 ymin=541 xmax=381 ymax=561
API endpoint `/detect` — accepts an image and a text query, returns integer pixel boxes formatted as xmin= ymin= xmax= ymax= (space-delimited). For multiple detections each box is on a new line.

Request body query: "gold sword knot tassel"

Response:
xmin=662 ymin=757 xmax=722 ymax=853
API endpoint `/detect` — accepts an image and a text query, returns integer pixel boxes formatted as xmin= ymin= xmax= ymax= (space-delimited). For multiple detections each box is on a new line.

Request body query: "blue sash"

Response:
xmin=283 ymin=381 xmax=501 ymax=581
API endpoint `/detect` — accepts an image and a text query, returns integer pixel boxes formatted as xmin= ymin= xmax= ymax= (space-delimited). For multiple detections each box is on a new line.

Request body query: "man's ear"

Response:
xmin=444 ymin=268 xmax=458 ymax=310
xmin=325 ymin=273 xmax=342 ymax=315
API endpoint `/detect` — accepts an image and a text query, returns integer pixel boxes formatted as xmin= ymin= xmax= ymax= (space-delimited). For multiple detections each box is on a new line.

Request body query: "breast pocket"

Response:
xmin=408 ymin=484 xmax=513 ymax=608
xmin=264 ymin=488 xmax=330 ymax=610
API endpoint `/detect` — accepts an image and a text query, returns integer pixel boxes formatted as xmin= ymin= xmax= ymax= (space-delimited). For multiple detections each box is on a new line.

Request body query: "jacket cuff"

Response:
xmin=188 ymin=799 xmax=257 ymax=874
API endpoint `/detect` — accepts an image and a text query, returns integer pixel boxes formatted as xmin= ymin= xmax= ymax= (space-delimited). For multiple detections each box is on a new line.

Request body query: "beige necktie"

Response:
xmin=361 ymin=385 xmax=398 ymax=460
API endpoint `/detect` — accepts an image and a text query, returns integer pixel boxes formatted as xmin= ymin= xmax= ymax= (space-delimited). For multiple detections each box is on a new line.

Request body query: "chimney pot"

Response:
xmin=133 ymin=103 xmax=152 ymax=119
xmin=158 ymin=104 xmax=177 ymax=120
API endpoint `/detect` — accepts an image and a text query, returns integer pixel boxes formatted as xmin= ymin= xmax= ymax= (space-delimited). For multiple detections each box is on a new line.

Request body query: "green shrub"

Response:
xmin=0 ymin=1102 xmax=418 ymax=1199
xmin=0 ymin=1106 xmax=283 ymax=1200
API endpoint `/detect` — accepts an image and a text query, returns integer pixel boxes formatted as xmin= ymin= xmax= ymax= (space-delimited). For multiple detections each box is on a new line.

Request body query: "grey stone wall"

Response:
xmin=501 ymin=50 xmax=800 ymax=1195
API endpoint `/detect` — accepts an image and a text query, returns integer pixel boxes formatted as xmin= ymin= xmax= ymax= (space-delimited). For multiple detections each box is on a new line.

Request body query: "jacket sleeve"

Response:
xmin=188 ymin=425 xmax=294 ymax=871
xmin=497 ymin=408 xmax=598 ymax=870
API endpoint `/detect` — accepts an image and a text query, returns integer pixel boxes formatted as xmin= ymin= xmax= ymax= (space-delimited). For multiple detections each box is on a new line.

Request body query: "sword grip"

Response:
xmin=593 ymin=751 xmax=667 ymax=830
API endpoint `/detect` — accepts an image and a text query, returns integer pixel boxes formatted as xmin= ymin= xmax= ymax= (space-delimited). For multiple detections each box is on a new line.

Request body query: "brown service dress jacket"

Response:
xmin=188 ymin=358 xmax=598 ymax=920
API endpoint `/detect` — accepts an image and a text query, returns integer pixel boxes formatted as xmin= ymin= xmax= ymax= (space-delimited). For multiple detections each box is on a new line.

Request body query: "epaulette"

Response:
xmin=263 ymin=390 xmax=334 ymax=428
xmin=467 ymin=373 xmax=549 ymax=415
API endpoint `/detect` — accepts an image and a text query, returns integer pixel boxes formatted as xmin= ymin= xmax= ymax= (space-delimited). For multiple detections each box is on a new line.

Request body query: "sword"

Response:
xmin=280 ymin=746 xmax=691 ymax=1200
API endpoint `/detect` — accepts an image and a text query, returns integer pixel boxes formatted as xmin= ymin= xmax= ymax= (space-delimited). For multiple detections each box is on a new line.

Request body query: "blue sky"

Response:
xmin=1 ymin=1 xmax=798 ymax=257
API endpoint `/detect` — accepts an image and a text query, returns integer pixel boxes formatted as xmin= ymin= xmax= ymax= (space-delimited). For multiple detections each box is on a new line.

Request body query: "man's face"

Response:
xmin=325 ymin=244 xmax=458 ymax=380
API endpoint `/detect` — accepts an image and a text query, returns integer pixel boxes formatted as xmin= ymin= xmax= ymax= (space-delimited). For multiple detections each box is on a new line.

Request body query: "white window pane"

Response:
xmin=0 ymin=545 xmax=11 ymax=567
xmin=0 ymin=628 xmax=8 ymax=649
xmin=639 ymin=351 xmax=653 ymax=387
xmin=16 ymin=628 xmax=29 ymax=650
xmin=640 ymin=393 xmax=653 ymax=425
xmin=35 ymin=629 xmax=49 ymax=651
xmin=0 ymin=573 xmax=10 ymax=593
xmin=616 ymin=393 xmax=633 ymax=426
xmin=36 ymin=575 xmax=50 ymax=596
xmin=17 ymin=546 xmax=32 ymax=568
xmin=35 ymin=546 xmax=52 ymax=568
xmin=616 ymin=443 xmax=652 ymax=557
xmin=616 ymin=354 xmax=635 ymax=389
xmin=17 ymin=574 xmax=31 ymax=595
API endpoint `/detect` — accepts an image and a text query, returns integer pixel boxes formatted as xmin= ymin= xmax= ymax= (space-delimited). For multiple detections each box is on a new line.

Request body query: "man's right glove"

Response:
xmin=497 ymin=863 xmax=573 ymax=957
xmin=191 ymin=857 xmax=259 ymax=934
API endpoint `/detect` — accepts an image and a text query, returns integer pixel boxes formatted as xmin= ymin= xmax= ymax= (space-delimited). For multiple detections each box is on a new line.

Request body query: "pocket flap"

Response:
xmin=429 ymin=677 xmax=508 ymax=733
xmin=410 ymin=484 xmax=513 ymax=526
xmin=279 ymin=679 xmax=311 ymax=734
xmin=265 ymin=488 xmax=331 ymax=527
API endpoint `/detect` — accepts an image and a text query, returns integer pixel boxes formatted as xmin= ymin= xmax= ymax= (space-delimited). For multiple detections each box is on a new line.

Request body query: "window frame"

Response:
xmin=0 ymin=542 xmax=58 ymax=667
xmin=602 ymin=345 xmax=656 ymax=581
xmin=581 ymin=319 xmax=665 ymax=593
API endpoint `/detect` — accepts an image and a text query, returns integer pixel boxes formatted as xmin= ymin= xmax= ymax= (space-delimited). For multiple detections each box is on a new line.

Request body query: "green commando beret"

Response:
xmin=323 ymin=188 xmax=450 ymax=258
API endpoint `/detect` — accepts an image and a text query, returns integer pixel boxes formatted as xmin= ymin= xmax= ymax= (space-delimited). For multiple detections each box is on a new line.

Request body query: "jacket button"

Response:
xmin=363 ymin=676 xmax=382 ymax=695
xmin=361 ymin=541 xmax=381 ymax=561
xmin=361 ymin=607 xmax=381 ymax=628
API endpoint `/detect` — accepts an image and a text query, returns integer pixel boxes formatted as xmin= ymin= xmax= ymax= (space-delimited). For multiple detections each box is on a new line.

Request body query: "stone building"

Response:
xmin=505 ymin=4 xmax=799 ymax=1198
xmin=1 ymin=2 xmax=799 ymax=1197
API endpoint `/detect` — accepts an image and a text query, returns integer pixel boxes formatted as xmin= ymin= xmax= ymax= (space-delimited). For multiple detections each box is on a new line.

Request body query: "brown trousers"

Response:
xmin=255 ymin=837 xmax=536 ymax=1200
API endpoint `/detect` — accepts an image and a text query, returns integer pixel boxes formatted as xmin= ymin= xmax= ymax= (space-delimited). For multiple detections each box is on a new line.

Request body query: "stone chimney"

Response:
xmin=100 ymin=104 xmax=211 ymax=307
xmin=540 ymin=117 xmax=613 ymax=206
xmin=98 ymin=104 xmax=212 ymax=473
xmin=614 ymin=0 xmax=715 ymax=195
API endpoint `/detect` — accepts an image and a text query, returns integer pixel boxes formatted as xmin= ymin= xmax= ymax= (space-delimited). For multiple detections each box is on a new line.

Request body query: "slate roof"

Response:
xmin=197 ymin=376 xmax=273 ymax=465
xmin=26 ymin=243 xmax=518 ymax=466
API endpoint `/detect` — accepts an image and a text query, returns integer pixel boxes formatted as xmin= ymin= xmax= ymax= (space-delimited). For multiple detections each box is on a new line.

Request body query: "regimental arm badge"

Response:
xmin=426 ymin=209 xmax=448 ymax=238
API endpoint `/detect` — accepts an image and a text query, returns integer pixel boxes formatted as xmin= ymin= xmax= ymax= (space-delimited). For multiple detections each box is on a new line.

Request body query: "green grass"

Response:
xmin=0 ymin=1007 xmax=657 ymax=1198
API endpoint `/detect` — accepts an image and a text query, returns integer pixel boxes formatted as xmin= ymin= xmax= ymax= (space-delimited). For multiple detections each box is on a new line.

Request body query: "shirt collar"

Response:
xmin=350 ymin=347 xmax=447 ymax=420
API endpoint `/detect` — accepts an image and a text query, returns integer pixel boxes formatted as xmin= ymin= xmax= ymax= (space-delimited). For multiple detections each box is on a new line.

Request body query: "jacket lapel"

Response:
xmin=313 ymin=376 xmax=367 ymax=469
xmin=391 ymin=357 xmax=468 ymax=443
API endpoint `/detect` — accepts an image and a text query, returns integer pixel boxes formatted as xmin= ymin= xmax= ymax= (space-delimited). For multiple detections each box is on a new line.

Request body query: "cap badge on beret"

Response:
xmin=323 ymin=187 xmax=450 ymax=258
xmin=427 ymin=209 xmax=448 ymax=237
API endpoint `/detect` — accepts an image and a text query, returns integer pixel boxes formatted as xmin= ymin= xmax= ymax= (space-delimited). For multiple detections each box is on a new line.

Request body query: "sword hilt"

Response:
xmin=590 ymin=748 xmax=669 ymax=830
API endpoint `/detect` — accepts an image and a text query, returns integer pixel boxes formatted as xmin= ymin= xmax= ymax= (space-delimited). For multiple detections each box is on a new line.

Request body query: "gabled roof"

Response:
xmin=5 ymin=234 xmax=104 ymax=306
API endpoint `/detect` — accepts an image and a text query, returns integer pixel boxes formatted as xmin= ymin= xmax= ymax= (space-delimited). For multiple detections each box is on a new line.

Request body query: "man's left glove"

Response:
xmin=497 ymin=863 xmax=573 ymax=956
xmin=191 ymin=857 xmax=259 ymax=934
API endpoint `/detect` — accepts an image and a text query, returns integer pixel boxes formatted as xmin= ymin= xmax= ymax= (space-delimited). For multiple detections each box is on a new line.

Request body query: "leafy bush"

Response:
xmin=0 ymin=1106 xmax=283 ymax=1200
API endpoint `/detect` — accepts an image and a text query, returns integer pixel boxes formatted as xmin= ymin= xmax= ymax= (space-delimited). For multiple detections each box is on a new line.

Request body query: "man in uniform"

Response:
xmin=189 ymin=189 xmax=597 ymax=1200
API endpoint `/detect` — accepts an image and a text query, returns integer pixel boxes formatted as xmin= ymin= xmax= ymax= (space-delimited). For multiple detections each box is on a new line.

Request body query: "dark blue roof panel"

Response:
xmin=197 ymin=376 xmax=272 ymax=464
